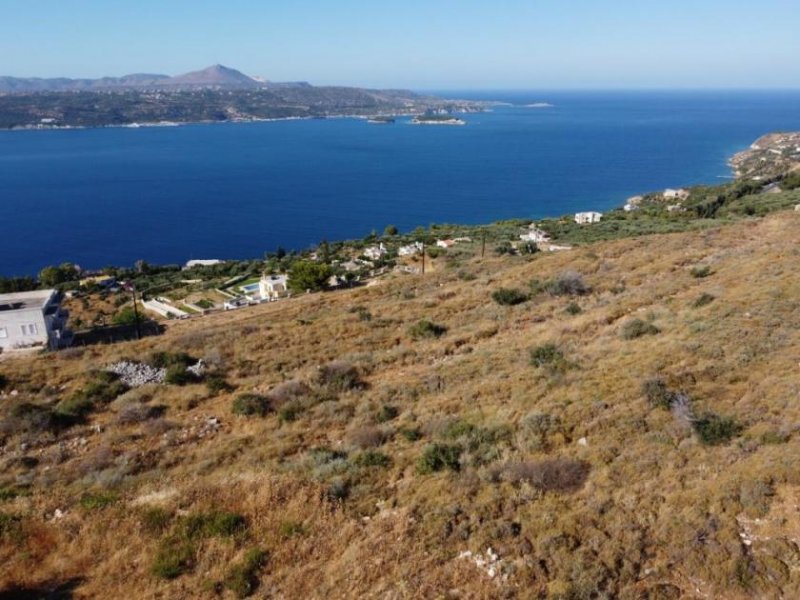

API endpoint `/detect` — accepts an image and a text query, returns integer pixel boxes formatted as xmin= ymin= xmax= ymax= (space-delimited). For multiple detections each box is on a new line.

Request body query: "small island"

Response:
xmin=410 ymin=114 xmax=466 ymax=126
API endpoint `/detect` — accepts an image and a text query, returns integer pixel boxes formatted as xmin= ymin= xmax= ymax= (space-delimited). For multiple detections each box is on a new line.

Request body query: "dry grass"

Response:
xmin=1 ymin=211 xmax=800 ymax=598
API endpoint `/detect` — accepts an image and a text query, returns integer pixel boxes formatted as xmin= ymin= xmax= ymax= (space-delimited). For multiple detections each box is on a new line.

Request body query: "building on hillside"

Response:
xmin=0 ymin=290 xmax=72 ymax=351
xmin=435 ymin=239 xmax=456 ymax=248
xmin=259 ymin=274 xmax=289 ymax=301
xmin=363 ymin=243 xmax=387 ymax=261
xmin=663 ymin=188 xmax=690 ymax=201
xmin=574 ymin=211 xmax=603 ymax=224
xmin=624 ymin=196 xmax=643 ymax=212
xmin=520 ymin=225 xmax=550 ymax=243
xmin=398 ymin=242 xmax=423 ymax=257
xmin=184 ymin=259 xmax=224 ymax=270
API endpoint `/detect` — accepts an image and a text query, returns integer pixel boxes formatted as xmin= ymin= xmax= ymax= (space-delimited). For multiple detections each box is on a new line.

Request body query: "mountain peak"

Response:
xmin=171 ymin=64 xmax=257 ymax=86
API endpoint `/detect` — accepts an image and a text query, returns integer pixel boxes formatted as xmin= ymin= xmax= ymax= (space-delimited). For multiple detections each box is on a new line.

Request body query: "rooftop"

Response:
xmin=0 ymin=289 xmax=56 ymax=312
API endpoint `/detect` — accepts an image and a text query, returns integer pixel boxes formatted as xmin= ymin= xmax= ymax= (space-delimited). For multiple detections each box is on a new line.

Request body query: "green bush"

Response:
xmin=693 ymin=293 xmax=715 ymax=308
xmin=492 ymin=288 xmax=529 ymax=306
xmin=317 ymin=361 xmax=362 ymax=393
xmin=693 ymin=413 xmax=742 ymax=446
xmin=353 ymin=451 xmax=391 ymax=468
xmin=690 ymin=266 xmax=713 ymax=278
xmin=620 ymin=318 xmax=660 ymax=340
xmin=376 ymin=404 xmax=399 ymax=423
xmin=399 ymin=427 xmax=422 ymax=442
xmin=546 ymin=272 xmax=589 ymax=296
xmin=529 ymin=343 xmax=566 ymax=371
xmin=141 ymin=507 xmax=172 ymax=535
xmin=232 ymin=394 xmax=271 ymax=417
xmin=206 ymin=374 xmax=234 ymax=394
xmin=164 ymin=365 xmax=197 ymax=386
xmin=278 ymin=399 xmax=305 ymax=423
xmin=149 ymin=351 xmax=195 ymax=369
xmin=408 ymin=320 xmax=448 ymax=340
xmin=417 ymin=443 xmax=462 ymax=474
xmin=642 ymin=378 xmax=676 ymax=410
xmin=278 ymin=520 xmax=307 ymax=538
xmin=79 ymin=491 xmax=118 ymax=510
xmin=224 ymin=548 xmax=268 ymax=598
xmin=152 ymin=537 xmax=195 ymax=580
xmin=183 ymin=511 xmax=247 ymax=539
xmin=564 ymin=302 xmax=582 ymax=315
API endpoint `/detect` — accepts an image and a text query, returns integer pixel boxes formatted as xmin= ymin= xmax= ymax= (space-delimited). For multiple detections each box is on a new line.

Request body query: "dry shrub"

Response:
xmin=348 ymin=425 xmax=387 ymax=449
xmin=317 ymin=361 xmax=362 ymax=393
xmin=266 ymin=380 xmax=311 ymax=408
xmin=117 ymin=404 xmax=166 ymax=424
xmin=504 ymin=458 xmax=590 ymax=493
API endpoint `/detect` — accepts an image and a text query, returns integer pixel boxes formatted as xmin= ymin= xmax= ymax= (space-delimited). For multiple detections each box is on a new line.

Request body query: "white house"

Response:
xmin=520 ymin=225 xmax=550 ymax=243
xmin=0 ymin=289 xmax=72 ymax=351
xmin=624 ymin=196 xmax=643 ymax=212
xmin=663 ymin=188 xmax=689 ymax=201
xmin=259 ymin=274 xmax=289 ymax=300
xmin=142 ymin=297 xmax=189 ymax=319
xmin=398 ymin=242 xmax=423 ymax=257
xmin=575 ymin=211 xmax=602 ymax=224
xmin=184 ymin=259 xmax=224 ymax=269
xmin=363 ymin=243 xmax=387 ymax=261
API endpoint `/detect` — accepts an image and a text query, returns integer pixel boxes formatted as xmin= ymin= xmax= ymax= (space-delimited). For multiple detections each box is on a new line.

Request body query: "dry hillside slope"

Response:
xmin=1 ymin=211 xmax=800 ymax=599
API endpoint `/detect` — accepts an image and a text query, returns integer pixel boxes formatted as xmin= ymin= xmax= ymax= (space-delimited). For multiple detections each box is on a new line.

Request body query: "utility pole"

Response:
xmin=130 ymin=284 xmax=141 ymax=340
xmin=421 ymin=241 xmax=425 ymax=275
xmin=481 ymin=232 xmax=486 ymax=258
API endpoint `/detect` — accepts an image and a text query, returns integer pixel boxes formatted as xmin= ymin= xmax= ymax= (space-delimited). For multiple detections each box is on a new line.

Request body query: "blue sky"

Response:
xmin=1 ymin=0 xmax=798 ymax=89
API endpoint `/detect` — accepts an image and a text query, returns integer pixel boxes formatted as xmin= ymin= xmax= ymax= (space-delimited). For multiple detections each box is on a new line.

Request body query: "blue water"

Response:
xmin=1 ymin=90 xmax=799 ymax=276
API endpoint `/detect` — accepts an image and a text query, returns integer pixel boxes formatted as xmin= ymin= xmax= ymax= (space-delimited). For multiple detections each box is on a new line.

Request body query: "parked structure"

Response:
xmin=575 ymin=211 xmax=603 ymax=224
xmin=0 ymin=289 xmax=72 ymax=351
xmin=184 ymin=259 xmax=224 ymax=269
xmin=259 ymin=274 xmax=289 ymax=301
xmin=520 ymin=224 xmax=550 ymax=243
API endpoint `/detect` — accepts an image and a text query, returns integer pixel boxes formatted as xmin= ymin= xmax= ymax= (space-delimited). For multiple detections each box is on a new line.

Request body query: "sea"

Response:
xmin=1 ymin=90 xmax=800 ymax=276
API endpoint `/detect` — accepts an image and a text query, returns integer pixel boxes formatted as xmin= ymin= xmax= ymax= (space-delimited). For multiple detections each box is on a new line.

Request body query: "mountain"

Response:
xmin=0 ymin=64 xmax=262 ymax=93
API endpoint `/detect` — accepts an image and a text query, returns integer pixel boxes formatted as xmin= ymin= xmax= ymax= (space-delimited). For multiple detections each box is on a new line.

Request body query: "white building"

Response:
xmin=363 ymin=243 xmax=387 ymax=261
xmin=142 ymin=297 xmax=189 ymax=319
xmin=520 ymin=225 xmax=550 ymax=243
xmin=575 ymin=211 xmax=603 ymax=224
xmin=259 ymin=274 xmax=289 ymax=300
xmin=398 ymin=242 xmax=423 ymax=257
xmin=184 ymin=259 xmax=224 ymax=270
xmin=0 ymin=289 xmax=72 ymax=351
xmin=435 ymin=239 xmax=456 ymax=248
xmin=624 ymin=196 xmax=643 ymax=212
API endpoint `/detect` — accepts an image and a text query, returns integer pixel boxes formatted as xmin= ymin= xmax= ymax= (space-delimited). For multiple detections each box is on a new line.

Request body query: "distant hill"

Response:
xmin=0 ymin=64 xmax=275 ymax=93
xmin=0 ymin=65 xmax=484 ymax=129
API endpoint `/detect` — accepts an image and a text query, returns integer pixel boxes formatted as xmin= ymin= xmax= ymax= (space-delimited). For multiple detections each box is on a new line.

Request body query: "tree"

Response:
xmin=288 ymin=261 xmax=333 ymax=293
xmin=112 ymin=306 xmax=144 ymax=326
xmin=384 ymin=225 xmax=399 ymax=236
xmin=39 ymin=263 xmax=79 ymax=287
xmin=275 ymin=246 xmax=287 ymax=260
xmin=318 ymin=240 xmax=331 ymax=263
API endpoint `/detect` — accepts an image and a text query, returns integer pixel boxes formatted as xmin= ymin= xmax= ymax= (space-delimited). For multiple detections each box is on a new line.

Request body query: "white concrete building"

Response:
xmin=142 ymin=298 xmax=189 ymax=319
xmin=624 ymin=196 xmax=643 ymax=212
xmin=259 ymin=274 xmax=289 ymax=300
xmin=363 ymin=243 xmax=387 ymax=261
xmin=520 ymin=225 xmax=550 ymax=243
xmin=398 ymin=242 xmax=423 ymax=257
xmin=0 ymin=289 xmax=72 ymax=351
xmin=574 ymin=211 xmax=603 ymax=224
xmin=184 ymin=259 xmax=223 ymax=269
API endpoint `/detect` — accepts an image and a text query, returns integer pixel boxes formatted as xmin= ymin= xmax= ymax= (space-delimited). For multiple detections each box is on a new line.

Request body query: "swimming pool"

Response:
xmin=241 ymin=283 xmax=260 ymax=293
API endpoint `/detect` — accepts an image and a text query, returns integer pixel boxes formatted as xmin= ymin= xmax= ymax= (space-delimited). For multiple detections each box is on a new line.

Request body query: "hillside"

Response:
xmin=2 ymin=208 xmax=800 ymax=598
xmin=0 ymin=65 xmax=481 ymax=129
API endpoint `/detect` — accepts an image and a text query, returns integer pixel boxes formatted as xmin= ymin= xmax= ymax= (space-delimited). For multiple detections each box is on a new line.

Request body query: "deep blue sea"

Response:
xmin=1 ymin=90 xmax=799 ymax=276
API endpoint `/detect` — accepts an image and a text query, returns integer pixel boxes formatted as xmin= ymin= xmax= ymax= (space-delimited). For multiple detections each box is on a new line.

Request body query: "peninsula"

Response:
xmin=0 ymin=65 xmax=482 ymax=130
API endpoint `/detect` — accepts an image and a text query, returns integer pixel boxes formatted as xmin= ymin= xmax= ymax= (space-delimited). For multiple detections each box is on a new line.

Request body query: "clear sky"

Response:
xmin=1 ymin=0 xmax=798 ymax=89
